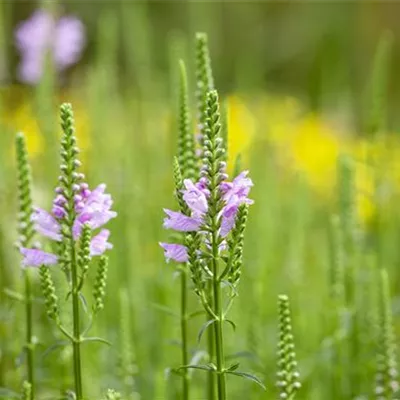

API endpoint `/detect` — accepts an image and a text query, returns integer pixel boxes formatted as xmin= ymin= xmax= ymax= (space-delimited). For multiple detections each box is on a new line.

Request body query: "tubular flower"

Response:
xmin=20 ymin=248 xmax=58 ymax=268
xmin=160 ymin=170 xmax=253 ymax=263
xmin=20 ymin=182 xmax=116 ymax=267
xmin=159 ymin=243 xmax=189 ymax=263
xmin=15 ymin=9 xmax=86 ymax=84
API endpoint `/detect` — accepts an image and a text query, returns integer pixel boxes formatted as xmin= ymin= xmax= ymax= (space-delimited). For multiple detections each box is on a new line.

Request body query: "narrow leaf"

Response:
xmin=226 ymin=362 xmax=240 ymax=372
xmin=226 ymin=371 xmax=266 ymax=390
xmin=81 ymin=336 xmax=112 ymax=346
xmin=79 ymin=292 xmax=89 ymax=314
xmin=224 ymin=319 xmax=236 ymax=332
xmin=178 ymin=363 xmax=216 ymax=372
xmin=197 ymin=319 xmax=217 ymax=344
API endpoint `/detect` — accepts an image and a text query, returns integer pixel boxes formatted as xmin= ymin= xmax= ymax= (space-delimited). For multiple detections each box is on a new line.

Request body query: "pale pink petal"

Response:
xmin=159 ymin=243 xmax=188 ymax=263
xmin=31 ymin=208 xmax=62 ymax=241
xmin=90 ymin=229 xmax=113 ymax=256
xmin=20 ymin=248 xmax=58 ymax=267
xmin=76 ymin=183 xmax=117 ymax=235
xmin=220 ymin=213 xmax=237 ymax=237
xmin=182 ymin=179 xmax=208 ymax=215
xmin=163 ymin=209 xmax=202 ymax=232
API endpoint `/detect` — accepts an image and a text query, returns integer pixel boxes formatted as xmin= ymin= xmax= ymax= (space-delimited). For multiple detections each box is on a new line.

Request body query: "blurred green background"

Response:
xmin=1 ymin=1 xmax=400 ymax=399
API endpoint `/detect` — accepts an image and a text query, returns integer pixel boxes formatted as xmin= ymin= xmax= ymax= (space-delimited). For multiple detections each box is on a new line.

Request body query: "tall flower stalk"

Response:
xmin=60 ymin=103 xmax=85 ymax=399
xmin=160 ymin=85 xmax=263 ymax=398
xmin=15 ymin=133 xmax=36 ymax=400
xmin=203 ymin=90 xmax=227 ymax=399
xmin=195 ymin=32 xmax=216 ymax=400
xmin=19 ymin=103 xmax=116 ymax=399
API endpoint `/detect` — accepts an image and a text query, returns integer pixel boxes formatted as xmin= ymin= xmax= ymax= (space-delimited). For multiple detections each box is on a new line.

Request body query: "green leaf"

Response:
xmin=79 ymin=292 xmax=89 ymax=314
xmin=197 ymin=319 xmax=217 ymax=344
xmin=226 ymin=371 xmax=266 ymax=390
xmin=226 ymin=362 xmax=240 ymax=372
xmin=82 ymin=337 xmax=112 ymax=346
xmin=178 ymin=363 xmax=216 ymax=372
xmin=224 ymin=319 xmax=236 ymax=332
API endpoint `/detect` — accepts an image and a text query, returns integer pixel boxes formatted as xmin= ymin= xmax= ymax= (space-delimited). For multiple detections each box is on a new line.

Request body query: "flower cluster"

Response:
xmin=15 ymin=9 xmax=86 ymax=84
xmin=20 ymin=182 xmax=116 ymax=267
xmin=160 ymin=170 xmax=253 ymax=263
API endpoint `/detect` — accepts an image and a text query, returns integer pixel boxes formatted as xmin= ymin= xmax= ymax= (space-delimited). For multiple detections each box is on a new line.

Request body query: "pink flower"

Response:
xmin=20 ymin=182 xmax=116 ymax=267
xmin=160 ymin=171 xmax=254 ymax=263
xmin=31 ymin=207 xmax=62 ymax=241
xmin=73 ymin=184 xmax=117 ymax=238
xmin=15 ymin=10 xmax=86 ymax=84
xmin=219 ymin=171 xmax=254 ymax=237
xmin=20 ymin=248 xmax=58 ymax=267
xmin=163 ymin=209 xmax=202 ymax=232
xmin=90 ymin=229 xmax=113 ymax=256
xmin=182 ymin=179 xmax=208 ymax=215
xmin=223 ymin=171 xmax=254 ymax=204
xmin=159 ymin=243 xmax=189 ymax=263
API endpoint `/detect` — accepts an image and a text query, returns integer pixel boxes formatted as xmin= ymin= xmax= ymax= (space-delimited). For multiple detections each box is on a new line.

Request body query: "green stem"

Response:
xmin=180 ymin=268 xmax=190 ymax=400
xmin=207 ymin=301 xmax=216 ymax=400
xmin=211 ymin=232 xmax=226 ymax=400
xmin=24 ymin=269 xmax=34 ymax=400
xmin=70 ymin=236 xmax=83 ymax=400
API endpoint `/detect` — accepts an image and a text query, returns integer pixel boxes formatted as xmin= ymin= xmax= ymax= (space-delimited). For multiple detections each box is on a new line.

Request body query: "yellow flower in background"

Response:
xmin=1 ymin=86 xmax=91 ymax=159
xmin=289 ymin=114 xmax=344 ymax=195
xmin=3 ymin=101 xmax=44 ymax=156
xmin=226 ymin=94 xmax=255 ymax=169
xmin=0 ymin=85 xmax=43 ymax=157
xmin=267 ymin=112 xmax=347 ymax=197
xmin=350 ymin=136 xmax=400 ymax=224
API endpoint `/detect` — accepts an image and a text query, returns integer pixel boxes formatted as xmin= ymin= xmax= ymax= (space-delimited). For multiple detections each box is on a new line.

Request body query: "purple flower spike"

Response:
xmin=31 ymin=208 xmax=62 ymax=241
xmin=21 ymin=181 xmax=115 ymax=267
xmin=159 ymin=243 xmax=188 ymax=263
xmin=15 ymin=9 xmax=86 ymax=84
xmin=20 ymin=248 xmax=58 ymax=267
xmin=160 ymin=168 xmax=253 ymax=262
xmin=90 ymin=229 xmax=113 ymax=256
xmin=163 ymin=209 xmax=202 ymax=232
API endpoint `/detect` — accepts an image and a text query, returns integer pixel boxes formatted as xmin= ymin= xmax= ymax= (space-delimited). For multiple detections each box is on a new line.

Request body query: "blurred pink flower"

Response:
xmin=15 ymin=9 xmax=86 ymax=84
